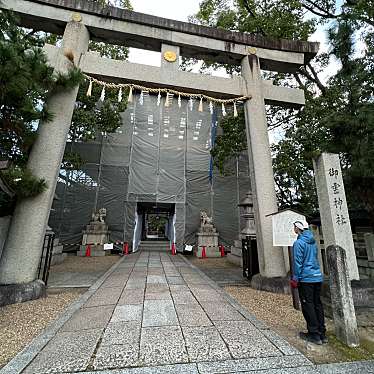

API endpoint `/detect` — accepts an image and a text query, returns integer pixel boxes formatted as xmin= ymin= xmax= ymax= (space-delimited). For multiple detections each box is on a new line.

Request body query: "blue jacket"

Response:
xmin=292 ymin=230 xmax=323 ymax=283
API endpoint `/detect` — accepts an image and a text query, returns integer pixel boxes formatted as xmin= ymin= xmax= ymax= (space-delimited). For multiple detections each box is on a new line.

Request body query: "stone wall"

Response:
xmin=311 ymin=225 xmax=374 ymax=279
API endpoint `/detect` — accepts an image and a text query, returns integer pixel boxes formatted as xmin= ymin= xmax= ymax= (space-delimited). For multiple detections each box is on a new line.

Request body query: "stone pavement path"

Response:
xmin=2 ymin=252 xmax=374 ymax=374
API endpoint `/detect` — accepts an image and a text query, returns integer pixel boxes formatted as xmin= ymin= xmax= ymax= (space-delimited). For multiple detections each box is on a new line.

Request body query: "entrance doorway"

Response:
xmin=136 ymin=203 xmax=175 ymax=241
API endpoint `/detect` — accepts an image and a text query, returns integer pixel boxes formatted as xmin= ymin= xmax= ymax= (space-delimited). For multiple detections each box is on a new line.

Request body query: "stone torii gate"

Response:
xmin=0 ymin=0 xmax=318 ymax=298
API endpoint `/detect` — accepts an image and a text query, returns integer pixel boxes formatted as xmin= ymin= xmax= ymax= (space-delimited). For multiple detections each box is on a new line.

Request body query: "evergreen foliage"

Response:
xmin=194 ymin=1 xmax=374 ymax=225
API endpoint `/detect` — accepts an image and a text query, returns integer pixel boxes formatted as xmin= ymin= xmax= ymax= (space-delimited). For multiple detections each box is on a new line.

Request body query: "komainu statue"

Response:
xmin=92 ymin=208 xmax=107 ymax=223
xmin=200 ymin=211 xmax=213 ymax=226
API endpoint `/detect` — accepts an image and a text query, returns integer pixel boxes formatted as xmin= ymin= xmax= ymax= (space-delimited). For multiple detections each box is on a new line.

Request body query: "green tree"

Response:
xmin=194 ymin=1 xmax=374 ymax=225
xmin=0 ymin=10 xmax=83 ymax=214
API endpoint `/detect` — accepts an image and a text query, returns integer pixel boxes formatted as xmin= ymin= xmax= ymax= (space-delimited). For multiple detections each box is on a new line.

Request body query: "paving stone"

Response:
xmin=148 ymin=268 xmax=164 ymax=275
xmin=191 ymin=289 xmax=221 ymax=302
xmin=169 ymin=285 xmax=190 ymax=293
xmin=23 ymin=329 xmax=102 ymax=373
xmin=145 ymin=291 xmax=172 ymax=300
xmin=100 ymin=274 xmax=129 ymax=288
xmin=84 ymin=287 xmax=123 ymax=307
xmin=167 ymin=276 xmax=186 ymax=285
xmin=171 ymin=291 xmax=198 ymax=305
xmin=200 ymin=302 xmax=246 ymax=321
xmin=101 ymin=322 xmax=140 ymax=346
xmin=183 ymin=326 xmax=231 ymax=362
xmin=147 ymin=275 xmax=167 ymax=284
xmin=197 ymin=355 xmax=313 ymax=373
xmin=183 ymin=277 xmax=206 ymax=285
xmin=125 ymin=281 xmax=146 ymax=290
xmin=94 ymin=344 xmax=140 ymax=370
xmin=146 ymin=284 xmax=170 ymax=293
xmin=175 ymin=304 xmax=212 ymax=327
xmin=215 ymin=321 xmax=282 ymax=359
xmin=61 ymin=305 xmax=114 ymax=332
xmin=118 ymin=289 xmax=145 ymax=305
xmin=140 ymin=326 xmax=189 ymax=366
xmin=142 ymin=299 xmax=178 ymax=327
xmin=239 ymin=367 xmax=319 ymax=374
xmin=262 ymin=329 xmax=300 ymax=356
xmin=111 ymin=304 xmax=143 ymax=323
xmin=318 ymin=360 xmax=374 ymax=373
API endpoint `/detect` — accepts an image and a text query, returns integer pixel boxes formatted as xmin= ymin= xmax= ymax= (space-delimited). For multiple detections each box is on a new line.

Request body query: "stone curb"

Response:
xmin=0 ymin=255 xmax=127 ymax=374
xmin=177 ymin=255 xmax=374 ymax=373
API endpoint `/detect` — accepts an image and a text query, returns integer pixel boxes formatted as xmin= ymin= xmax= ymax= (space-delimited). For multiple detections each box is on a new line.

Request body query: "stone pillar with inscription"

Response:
xmin=313 ymin=153 xmax=359 ymax=280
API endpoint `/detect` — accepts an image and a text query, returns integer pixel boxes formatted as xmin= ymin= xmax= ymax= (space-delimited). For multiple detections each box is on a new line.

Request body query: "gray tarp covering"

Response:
xmin=49 ymin=94 xmax=251 ymax=249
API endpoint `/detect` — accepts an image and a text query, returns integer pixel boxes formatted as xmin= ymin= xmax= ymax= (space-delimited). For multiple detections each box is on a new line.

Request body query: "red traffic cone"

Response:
xmin=220 ymin=245 xmax=225 ymax=257
xmin=123 ymin=242 xmax=129 ymax=255
xmin=201 ymin=246 xmax=207 ymax=259
xmin=171 ymin=242 xmax=176 ymax=255
xmin=85 ymin=244 xmax=91 ymax=257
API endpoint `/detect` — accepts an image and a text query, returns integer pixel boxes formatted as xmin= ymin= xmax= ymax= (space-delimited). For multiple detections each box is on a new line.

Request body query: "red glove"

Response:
xmin=290 ymin=279 xmax=298 ymax=289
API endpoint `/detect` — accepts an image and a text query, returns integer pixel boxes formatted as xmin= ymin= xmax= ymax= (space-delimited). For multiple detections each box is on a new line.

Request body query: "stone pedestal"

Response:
xmin=195 ymin=219 xmax=220 ymax=258
xmin=227 ymin=240 xmax=244 ymax=266
xmin=0 ymin=216 xmax=11 ymax=260
xmin=77 ymin=221 xmax=110 ymax=257
xmin=0 ymin=280 xmax=46 ymax=307
xmin=40 ymin=227 xmax=66 ymax=267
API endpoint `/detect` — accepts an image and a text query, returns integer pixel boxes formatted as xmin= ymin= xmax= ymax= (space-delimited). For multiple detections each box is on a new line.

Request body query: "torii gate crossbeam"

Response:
xmin=0 ymin=0 xmax=319 ymax=300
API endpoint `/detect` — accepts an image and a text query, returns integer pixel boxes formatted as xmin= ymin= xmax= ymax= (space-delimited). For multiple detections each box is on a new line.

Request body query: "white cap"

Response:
xmin=293 ymin=220 xmax=309 ymax=230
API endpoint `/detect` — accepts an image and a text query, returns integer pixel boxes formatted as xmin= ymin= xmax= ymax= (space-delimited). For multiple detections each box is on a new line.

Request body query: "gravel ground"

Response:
xmin=225 ymin=286 xmax=374 ymax=364
xmin=50 ymin=255 xmax=119 ymax=273
xmin=0 ymin=290 xmax=82 ymax=368
xmin=0 ymin=255 xmax=120 ymax=368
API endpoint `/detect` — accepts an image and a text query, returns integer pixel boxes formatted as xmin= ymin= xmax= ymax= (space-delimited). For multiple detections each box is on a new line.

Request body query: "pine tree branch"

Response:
xmin=306 ymin=63 xmax=327 ymax=94
xmin=293 ymin=72 xmax=307 ymax=91
xmin=241 ymin=0 xmax=266 ymax=35
xmin=300 ymin=0 xmax=338 ymax=19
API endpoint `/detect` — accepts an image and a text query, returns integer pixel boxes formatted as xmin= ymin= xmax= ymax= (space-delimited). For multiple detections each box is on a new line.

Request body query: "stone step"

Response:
xmin=138 ymin=241 xmax=170 ymax=252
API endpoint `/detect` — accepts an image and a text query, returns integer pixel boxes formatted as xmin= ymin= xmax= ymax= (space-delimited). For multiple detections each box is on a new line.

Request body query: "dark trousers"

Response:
xmin=298 ymin=282 xmax=326 ymax=337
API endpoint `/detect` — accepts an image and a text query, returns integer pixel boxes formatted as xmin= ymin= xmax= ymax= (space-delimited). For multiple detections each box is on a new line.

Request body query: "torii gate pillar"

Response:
xmin=0 ymin=21 xmax=89 ymax=288
xmin=242 ymin=52 xmax=287 ymax=278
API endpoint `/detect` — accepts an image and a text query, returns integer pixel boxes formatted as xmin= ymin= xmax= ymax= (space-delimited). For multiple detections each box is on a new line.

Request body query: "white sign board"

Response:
xmin=103 ymin=243 xmax=113 ymax=250
xmin=272 ymin=210 xmax=306 ymax=247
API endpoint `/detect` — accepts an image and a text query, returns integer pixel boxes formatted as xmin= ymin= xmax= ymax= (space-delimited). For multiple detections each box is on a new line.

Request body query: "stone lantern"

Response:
xmin=238 ymin=192 xmax=256 ymax=239
xmin=227 ymin=192 xmax=256 ymax=266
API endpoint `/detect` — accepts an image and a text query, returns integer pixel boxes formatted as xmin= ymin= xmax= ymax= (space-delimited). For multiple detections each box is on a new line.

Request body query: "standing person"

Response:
xmin=290 ymin=221 xmax=327 ymax=345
